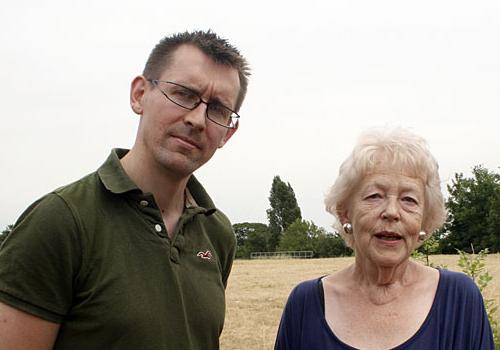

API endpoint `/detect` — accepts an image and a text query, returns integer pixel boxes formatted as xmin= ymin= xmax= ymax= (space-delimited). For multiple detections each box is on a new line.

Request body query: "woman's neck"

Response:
xmin=350 ymin=259 xmax=420 ymax=305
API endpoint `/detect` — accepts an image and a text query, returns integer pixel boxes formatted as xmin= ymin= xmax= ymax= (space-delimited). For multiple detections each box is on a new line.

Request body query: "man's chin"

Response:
xmin=156 ymin=152 xmax=202 ymax=177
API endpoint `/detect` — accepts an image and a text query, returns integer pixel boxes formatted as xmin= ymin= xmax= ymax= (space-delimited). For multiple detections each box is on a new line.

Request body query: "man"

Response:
xmin=0 ymin=30 xmax=250 ymax=349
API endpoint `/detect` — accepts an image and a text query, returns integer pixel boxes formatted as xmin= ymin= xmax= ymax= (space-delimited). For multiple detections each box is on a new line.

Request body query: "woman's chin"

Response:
xmin=363 ymin=249 xmax=411 ymax=268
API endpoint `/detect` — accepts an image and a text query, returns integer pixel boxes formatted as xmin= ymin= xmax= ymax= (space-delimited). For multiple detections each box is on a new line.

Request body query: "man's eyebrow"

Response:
xmin=176 ymin=81 xmax=233 ymax=108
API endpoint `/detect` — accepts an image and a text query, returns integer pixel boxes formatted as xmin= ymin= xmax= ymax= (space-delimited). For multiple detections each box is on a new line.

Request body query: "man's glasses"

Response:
xmin=148 ymin=79 xmax=239 ymax=129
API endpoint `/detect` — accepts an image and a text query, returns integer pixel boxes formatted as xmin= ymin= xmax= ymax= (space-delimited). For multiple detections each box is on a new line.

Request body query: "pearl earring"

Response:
xmin=343 ymin=223 xmax=353 ymax=234
xmin=418 ymin=231 xmax=427 ymax=241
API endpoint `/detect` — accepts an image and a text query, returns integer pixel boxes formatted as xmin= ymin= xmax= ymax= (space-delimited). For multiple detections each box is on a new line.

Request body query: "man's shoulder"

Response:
xmin=53 ymin=170 xmax=101 ymax=199
xmin=206 ymin=209 xmax=233 ymax=231
xmin=197 ymin=209 xmax=236 ymax=256
xmin=188 ymin=175 xmax=234 ymax=236
xmin=9 ymin=170 xmax=101 ymax=231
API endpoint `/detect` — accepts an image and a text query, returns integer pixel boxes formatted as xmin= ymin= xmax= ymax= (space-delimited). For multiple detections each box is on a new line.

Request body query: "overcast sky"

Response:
xmin=1 ymin=0 xmax=499 ymax=232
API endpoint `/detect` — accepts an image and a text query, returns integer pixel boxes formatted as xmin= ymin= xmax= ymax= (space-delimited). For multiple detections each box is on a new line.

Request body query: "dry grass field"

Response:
xmin=220 ymin=254 xmax=500 ymax=350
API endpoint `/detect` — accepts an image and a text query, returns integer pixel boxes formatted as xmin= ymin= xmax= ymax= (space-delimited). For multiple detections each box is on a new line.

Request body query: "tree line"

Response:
xmin=235 ymin=165 xmax=500 ymax=259
xmin=0 ymin=165 xmax=498 ymax=256
xmin=234 ymin=176 xmax=352 ymax=259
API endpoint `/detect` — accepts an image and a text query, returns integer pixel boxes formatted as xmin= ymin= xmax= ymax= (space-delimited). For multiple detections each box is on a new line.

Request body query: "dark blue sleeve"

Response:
xmin=437 ymin=270 xmax=495 ymax=350
xmin=458 ymin=272 xmax=494 ymax=349
xmin=477 ymin=306 xmax=495 ymax=349
xmin=274 ymin=284 xmax=305 ymax=350
xmin=468 ymin=280 xmax=495 ymax=349
xmin=274 ymin=279 xmax=349 ymax=350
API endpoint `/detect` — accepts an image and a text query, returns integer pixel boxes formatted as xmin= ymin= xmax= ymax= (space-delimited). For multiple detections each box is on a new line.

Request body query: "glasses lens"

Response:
xmin=207 ymin=105 xmax=238 ymax=128
xmin=154 ymin=80 xmax=239 ymax=129
xmin=163 ymin=83 xmax=199 ymax=109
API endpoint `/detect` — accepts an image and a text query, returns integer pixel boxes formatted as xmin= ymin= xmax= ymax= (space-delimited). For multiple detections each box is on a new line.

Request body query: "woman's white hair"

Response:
xmin=324 ymin=127 xmax=447 ymax=248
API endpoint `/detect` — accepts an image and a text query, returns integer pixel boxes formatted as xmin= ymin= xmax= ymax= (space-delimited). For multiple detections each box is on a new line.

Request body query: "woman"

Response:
xmin=275 ymin=128 xmax=494 ymax=349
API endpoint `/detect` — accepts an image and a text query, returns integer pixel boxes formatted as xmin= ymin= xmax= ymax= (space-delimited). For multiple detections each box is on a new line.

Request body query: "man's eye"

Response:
xmin=172 ymin=88 xmax=196 ymax=99
xmin=209 ymin=104 xmax=230 ymax=117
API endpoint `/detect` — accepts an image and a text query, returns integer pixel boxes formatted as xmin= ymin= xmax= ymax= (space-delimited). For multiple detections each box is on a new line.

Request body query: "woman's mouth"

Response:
xmin=374 ymin=231 xmax=402 ymax=241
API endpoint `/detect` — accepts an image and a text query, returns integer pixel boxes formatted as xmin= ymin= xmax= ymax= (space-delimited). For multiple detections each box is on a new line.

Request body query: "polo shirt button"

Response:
xmin=175 ymin=235 xmax=185 ymax=247
xmin=155 ymin=224 xmax=162 ymax=232
xmin=171 ymin=247 xmax=180 ymax=263
xmin=139 ymin=200 xmax=149 ymax=206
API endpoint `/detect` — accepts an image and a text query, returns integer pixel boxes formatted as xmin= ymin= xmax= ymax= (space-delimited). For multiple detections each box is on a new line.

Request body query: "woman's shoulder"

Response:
xmin=282 ymin=278 xmax=324 ymax=320
xmin=433 ymin=268 xmax=486 ymax=315
xmin=437 ymin=268 xmax=479 ymax=293
xmin=289 ymin=278 xmax=322 ymax=299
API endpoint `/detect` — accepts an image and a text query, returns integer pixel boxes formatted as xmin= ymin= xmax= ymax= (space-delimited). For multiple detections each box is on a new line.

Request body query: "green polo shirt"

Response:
xmin=0 ymin=149 xmax=236 ymax=350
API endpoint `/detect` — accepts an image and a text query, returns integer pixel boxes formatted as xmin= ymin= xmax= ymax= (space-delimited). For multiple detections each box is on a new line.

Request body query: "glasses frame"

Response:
xmin=148 ymin=79 xmax=240 ymax=129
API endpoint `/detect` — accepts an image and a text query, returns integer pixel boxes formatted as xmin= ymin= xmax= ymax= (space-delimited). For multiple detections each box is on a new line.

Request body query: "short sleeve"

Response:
xmin=0 ymin=193 xmax=82 ymax=323
xmin=466 ymin=278 xmax=495 ymax=349
xmin=435 ymin=269 xmax=495 ymax=350
xmin=220 ymin=230 xmax=236 ymax=288
xmin=207 ymin=210 xmax=237 ymax=289
xmin=221 ymin=245 xmax=235 ymax=288
xmin=274 ymin=284 xmax=306 ymax=350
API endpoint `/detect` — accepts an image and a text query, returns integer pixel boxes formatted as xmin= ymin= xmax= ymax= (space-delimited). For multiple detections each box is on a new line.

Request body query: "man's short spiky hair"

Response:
xmin=143 ymin=30 xmax=250 ymax=112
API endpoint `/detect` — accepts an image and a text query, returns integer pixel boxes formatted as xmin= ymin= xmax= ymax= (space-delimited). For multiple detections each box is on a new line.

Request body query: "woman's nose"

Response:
xmin=381 ymin=197 xmax=401 ymax=221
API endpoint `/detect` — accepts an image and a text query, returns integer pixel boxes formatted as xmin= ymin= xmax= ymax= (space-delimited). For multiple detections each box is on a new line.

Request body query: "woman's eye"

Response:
xmin=402 ymin=196 xmax=418 ymax=204
xmin=365 ymin=193 xmax=381 ymax=200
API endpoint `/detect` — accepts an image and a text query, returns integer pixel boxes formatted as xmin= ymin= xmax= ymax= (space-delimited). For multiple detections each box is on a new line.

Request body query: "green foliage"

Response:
xmin=279 ymin=219 xmax=315 ymax=252
xmin=266 ymin=176 xmax=302 ymax=251
xmin=441 ymin=166 xmax=500 ymax=253
xmin=233 ymin=222 xmax=271 ymax=259
xmin=279 ymin=219 xmax=352 ymax=258
xmin=412 ymin=235 xmax=447 ymax=269
xmin=0 ymin=224 xmax=13 ymax=245
xmin=314 ymin=233 xmax=353 ymax=258
xmin=457 ymin=247 xmax=499 ymax=344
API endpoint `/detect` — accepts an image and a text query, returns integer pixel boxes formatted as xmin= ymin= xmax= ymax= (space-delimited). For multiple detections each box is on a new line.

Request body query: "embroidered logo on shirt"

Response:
xmin=196 ymin=250 xmax=213 ymax=260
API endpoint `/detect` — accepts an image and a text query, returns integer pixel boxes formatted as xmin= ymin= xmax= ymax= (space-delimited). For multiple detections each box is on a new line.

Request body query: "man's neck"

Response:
xmin=120 ymin=148 xmax=190 ymax=233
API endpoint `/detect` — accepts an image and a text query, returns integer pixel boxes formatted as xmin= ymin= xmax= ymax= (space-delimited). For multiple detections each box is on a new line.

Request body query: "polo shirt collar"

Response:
xmin=186 ymin=176 xmax=217 ymax=215
xmin=98 ymin=148 xmax=139 ymax=194
xmin=98 ymin=148 xmax=217 ymax=215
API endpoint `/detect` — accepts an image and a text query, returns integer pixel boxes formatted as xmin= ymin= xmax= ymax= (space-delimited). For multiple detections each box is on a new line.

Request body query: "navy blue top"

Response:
xmin=275 ymin=269 xmax=494 ymax=349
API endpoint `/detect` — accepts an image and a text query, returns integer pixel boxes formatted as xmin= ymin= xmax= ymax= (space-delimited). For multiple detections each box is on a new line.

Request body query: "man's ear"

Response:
xmin=218 ymin=121 xmax=238 ymax=148
xmin=130 ymin=76 xmax=147 ymax=115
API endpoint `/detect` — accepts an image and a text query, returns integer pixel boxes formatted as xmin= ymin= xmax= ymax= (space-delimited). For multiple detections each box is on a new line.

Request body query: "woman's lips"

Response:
xmin=374 ymin=231 xmax=402 ymax=241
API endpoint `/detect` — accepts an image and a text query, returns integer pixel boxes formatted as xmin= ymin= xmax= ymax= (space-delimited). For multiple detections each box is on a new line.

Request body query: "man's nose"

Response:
xmin=183 ymin=102 xmax=207 ymax=129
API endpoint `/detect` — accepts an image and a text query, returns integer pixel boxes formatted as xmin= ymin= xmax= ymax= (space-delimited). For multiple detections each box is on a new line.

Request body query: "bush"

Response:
xmin=457 ymin=247 xmax=499 ymax=345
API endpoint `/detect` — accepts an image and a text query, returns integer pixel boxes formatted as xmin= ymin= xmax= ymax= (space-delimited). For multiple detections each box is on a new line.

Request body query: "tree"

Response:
xmin=0 ymin=224 xmax=13 ymax=245
xmin=279 ymin=219 xmax=352 ymax=258
xmin=440 ymin=166 xmax=500 ymax=253
xmin=314 ymin=233 xmax=353 ymax=258
xmin=266 ymin=176 xmax=302 ymax=251
xmin=233 ymin=222 xmax=271 ymax=258
xmin=279 ymin=219 xmax=314 ymax=252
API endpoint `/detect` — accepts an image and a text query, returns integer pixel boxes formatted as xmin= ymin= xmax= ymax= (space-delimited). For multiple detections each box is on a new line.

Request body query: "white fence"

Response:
xmin=250 ymin=251 xmax=314 ymax=259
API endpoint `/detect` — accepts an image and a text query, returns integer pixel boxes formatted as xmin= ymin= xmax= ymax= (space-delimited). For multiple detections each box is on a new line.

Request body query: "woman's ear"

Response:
xmin=337 ymin=205 xmax=350 ymax=224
